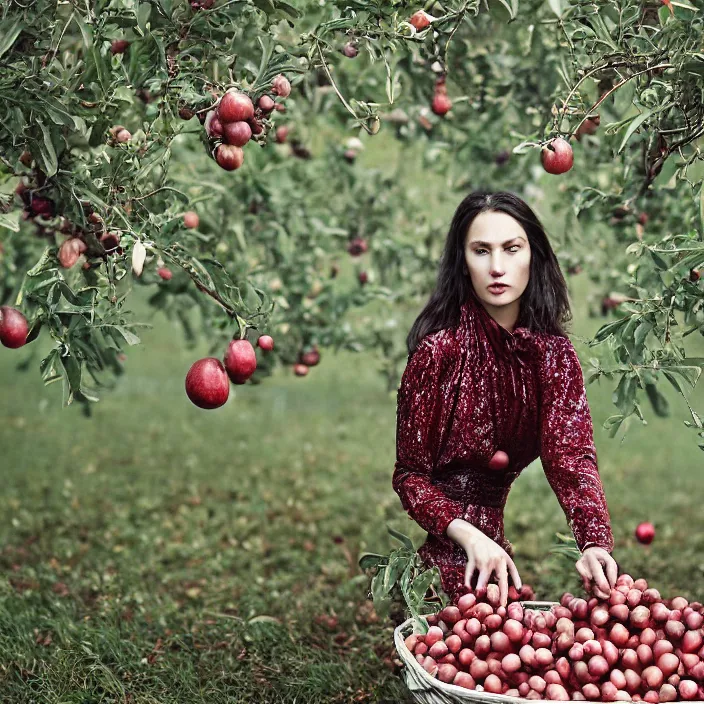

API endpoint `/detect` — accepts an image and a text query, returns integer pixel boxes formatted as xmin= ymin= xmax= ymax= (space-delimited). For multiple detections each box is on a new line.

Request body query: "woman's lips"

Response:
xmin=488 ymin=284 xmax=508 ymax=294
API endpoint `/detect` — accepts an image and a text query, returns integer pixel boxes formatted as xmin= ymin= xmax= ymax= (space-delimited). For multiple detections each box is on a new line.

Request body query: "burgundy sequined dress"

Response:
xmin=392 ymin=294 xmax=614 ymax=604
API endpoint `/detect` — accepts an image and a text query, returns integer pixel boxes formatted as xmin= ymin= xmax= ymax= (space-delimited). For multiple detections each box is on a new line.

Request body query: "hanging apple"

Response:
xmin=271 ymin=74 xmax=291 ymax=98
xmin=218 ymin=90 xmax=254 ymax=123
xmin=257 ymin=335 xmax=274 ymax=351
xmin=183 ymin=211 xmax=199 ymax=229
xmin=215 ymin=144 xmax=244 ymax=171
xmin=185 ymin=358 xmax=230 ymax=409
xmin=293 ymin=363 xmax=309 ymax=376
xmin=223 ymin=339 xmax=257 ymax=384
xmin=409 ymin=10 xmax=434 ymax=30
xmin=0 ymin=306 xmax=29 ymax=349
xmin=157 ymin=267 xmax=172 ymax=280
xmin=299 ymin=345 xmax=320 ymax=367
xmin=110 ymin=39 xmax=129 ymax=55
xmin=342 ymin=42 xmax=358 ymax=58
xmin=222 ymin=121 xmax=252 ymax=147
xmin=541 ymin=137 xmax=574 ymax=175
xmin=431 ymin=93 xmax=452 ymax=116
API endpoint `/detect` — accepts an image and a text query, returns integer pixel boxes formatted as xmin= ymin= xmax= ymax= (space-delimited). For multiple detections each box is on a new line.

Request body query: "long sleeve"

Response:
xmin=539 ymin=338 xmax=614 ymax=554
xmin=392 ymin=333 xmax=465 ymax=538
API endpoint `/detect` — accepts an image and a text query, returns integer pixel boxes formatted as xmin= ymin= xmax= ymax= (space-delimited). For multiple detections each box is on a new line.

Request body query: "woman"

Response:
xmin=392 ymin=190 xmax=618 ymax=609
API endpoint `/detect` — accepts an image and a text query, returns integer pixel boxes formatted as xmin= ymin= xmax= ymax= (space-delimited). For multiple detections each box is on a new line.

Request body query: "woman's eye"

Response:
xmin=474 ymin=246 xmax=520 ymax=255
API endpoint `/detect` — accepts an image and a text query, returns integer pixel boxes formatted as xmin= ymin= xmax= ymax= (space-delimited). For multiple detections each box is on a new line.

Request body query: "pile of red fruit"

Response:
xmin=185 ymin=335 xmax=274 ymax=409
xmin=403 ymin=575 xmax=704 ymax=701
xmin=203 ymin=75 xmax=291 ymax=172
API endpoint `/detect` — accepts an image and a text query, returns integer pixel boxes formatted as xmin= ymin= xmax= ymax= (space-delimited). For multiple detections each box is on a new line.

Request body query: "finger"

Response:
xmin=465 ymin=557 xmax=476 ymax=589
xmin=605 ymin=556 xmax=618 ymax=588
xmin=497 ymin=562 xmax=508 ymax=607
xmin=575 ymin=559 xmax=593 ymax=593
xmin=475 ymin=567 xmax=491 ymax=592
xmin=506 ymin=556 xmax=522 ymax=591
xmin=587 ymin=554 xmax=611 ymax=596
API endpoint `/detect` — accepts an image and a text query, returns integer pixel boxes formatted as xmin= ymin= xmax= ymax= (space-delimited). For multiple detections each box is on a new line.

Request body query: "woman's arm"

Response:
xmin=539 ymin=337 xmax=615 ymax=554
xmin=392 ymin=333 xmax=465 ymax=539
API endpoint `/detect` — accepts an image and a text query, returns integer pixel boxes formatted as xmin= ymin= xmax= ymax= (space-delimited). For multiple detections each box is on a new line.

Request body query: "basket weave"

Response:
xmin=394 ymin=601 xmax=558 ymax=704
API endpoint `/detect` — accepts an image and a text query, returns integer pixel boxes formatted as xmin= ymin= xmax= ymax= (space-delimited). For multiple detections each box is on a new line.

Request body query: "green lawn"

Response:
xmin=1 ymin=279 xmax=703 ymax=703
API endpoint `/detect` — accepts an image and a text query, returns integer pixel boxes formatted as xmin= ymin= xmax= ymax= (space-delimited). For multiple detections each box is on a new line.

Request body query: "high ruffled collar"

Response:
xmin=460 ymin=294 xmax=539 ymax=365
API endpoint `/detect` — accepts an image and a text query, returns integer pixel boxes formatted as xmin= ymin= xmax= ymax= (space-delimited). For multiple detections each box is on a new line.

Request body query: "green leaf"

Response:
xmin=252 ymin=0 xmax=276 ymax=14
xmin=358 ymin=552 xmax=388 ymax=571
xmin=112 ymin=325 xmax=141 ymax=346
xmin=662 ymin=366 xmax=702 ymax=395
xmin=0 ymin=18 xmax=24 ymax=60
xmin=59 ymin=353 xmax=82 ymax=406
xmin=617 ymin=109 xmax=656 ymax=154
xmin=547 ymin=0 xmax=562 ymax=17
xmin=649 ymin=249 xmax=670 ymax=271
xmin=386 ymin=525 xmax=415 ymax=551
xmin=72 ymin=13 xmax=93 ymax=48
xmin=36 ymin=119 xmax=58 ymax=177
xmin=0 ymin=210 xmax=21 ymax=232
xmin=644 ymin=382 xmax=670 ymax=418
xmin=274 ymin=1 xmax=300 ymax=18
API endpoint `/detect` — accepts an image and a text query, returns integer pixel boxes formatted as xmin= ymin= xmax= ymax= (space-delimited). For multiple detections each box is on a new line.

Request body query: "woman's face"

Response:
xmin=464 ymin=210 xmax=532 ymax=312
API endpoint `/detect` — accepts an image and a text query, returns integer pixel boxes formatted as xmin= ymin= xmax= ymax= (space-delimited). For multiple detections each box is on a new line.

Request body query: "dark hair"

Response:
xmin=406 ymin=190 xmax=572 ymax=356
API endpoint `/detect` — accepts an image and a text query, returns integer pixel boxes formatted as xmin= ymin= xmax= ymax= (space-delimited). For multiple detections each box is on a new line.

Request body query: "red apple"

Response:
xmin=342 ymin=42 xmax=358 ymax=58
xmin=258 ymin=95 xmax=275 ymax=112
xmin=409 ymin=10 xmax=432 ymax=30
xmin=205 ymin=110 xmax=223 ymax=138
xmin=58 ymin=237 xmax=87 ymax=269
xmin=100 ymin=231 xmax=121 ymax=253
xmin=0 ymin=306 xmax=29 ymax=349
xmin=293 ymin=363 xmax=309 ymax=376
xmin=215 ymin=144 xmax=244 ymax=171
xmin=223 ymin=339 xmax=257 ymax=384
xmin=635 ymin=522 xmax=655 ymax=545
xmin=157 ymin=267 xmax=172 ymax=280
xmin=431 ymin=93 xmax=452 ymax=116
xmin=183 ymin=211 xmax=199 ymax=229
xmin=110 ymin=39 xmax=129 ymax=55
xmin=299 ymin=346 xmax=320 ymax=367
xmin=358 ymin=270 xmax=368 ymax=285
xmin=689 ymin=269 xmax=700 ymax=282
xmin=275 ymin=126 xmax=289 ymax=144
xmin=271 ymin=74 xmax=291 ymax=98
xmin=541 ymin=137 xmax=573 ymax=174
xmin=185 ymin=358 xmax=230 ymax=409
xmin=347 ymin=237 xmax=368 ymax=256
xmin=116 ymin=129 xmax=132 ymax=143
xmin=257 ymin=335 xmax=274 ymax=352
xmin=217 ymin=91 xmax=254 ymax=123
xmin=222 ymin=121 xmax=252 ymax=147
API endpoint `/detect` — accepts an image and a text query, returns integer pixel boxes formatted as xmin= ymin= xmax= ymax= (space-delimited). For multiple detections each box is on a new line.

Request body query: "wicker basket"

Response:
xmin=394 ymin=601 xmax=558 ymax=704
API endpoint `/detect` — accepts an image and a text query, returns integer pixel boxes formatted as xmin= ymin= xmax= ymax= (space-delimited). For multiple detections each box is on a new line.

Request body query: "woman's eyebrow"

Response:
xmin=470 ymin=236 xmax=526 ymax=247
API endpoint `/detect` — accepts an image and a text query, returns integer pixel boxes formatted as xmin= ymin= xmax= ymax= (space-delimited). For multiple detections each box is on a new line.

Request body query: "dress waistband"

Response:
xmin=431 ymin=460 xmax=519 ymax=509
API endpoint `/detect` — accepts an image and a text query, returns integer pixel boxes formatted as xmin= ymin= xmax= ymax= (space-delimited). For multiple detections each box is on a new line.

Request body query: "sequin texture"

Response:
xmin=392 ymin=294 xmax=614 ymax=603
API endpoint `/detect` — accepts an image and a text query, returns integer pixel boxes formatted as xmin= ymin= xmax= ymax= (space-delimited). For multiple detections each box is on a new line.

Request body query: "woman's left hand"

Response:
xmin=575 ymin=547 xmax=618 ymax=599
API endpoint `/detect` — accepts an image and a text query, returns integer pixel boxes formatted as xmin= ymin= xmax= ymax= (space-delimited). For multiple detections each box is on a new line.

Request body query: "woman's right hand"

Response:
xmin=446 ymin=518 xmax=522 ymax=607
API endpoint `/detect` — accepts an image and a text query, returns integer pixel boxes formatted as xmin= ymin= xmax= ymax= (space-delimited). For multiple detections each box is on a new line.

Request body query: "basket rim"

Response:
xmin=393 ymin=601 xmax=704 ymax=704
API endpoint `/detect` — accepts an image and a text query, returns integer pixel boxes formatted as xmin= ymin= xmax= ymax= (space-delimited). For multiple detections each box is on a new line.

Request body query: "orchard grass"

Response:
xmin=1 ymin=285 xmax=703 ymax=703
